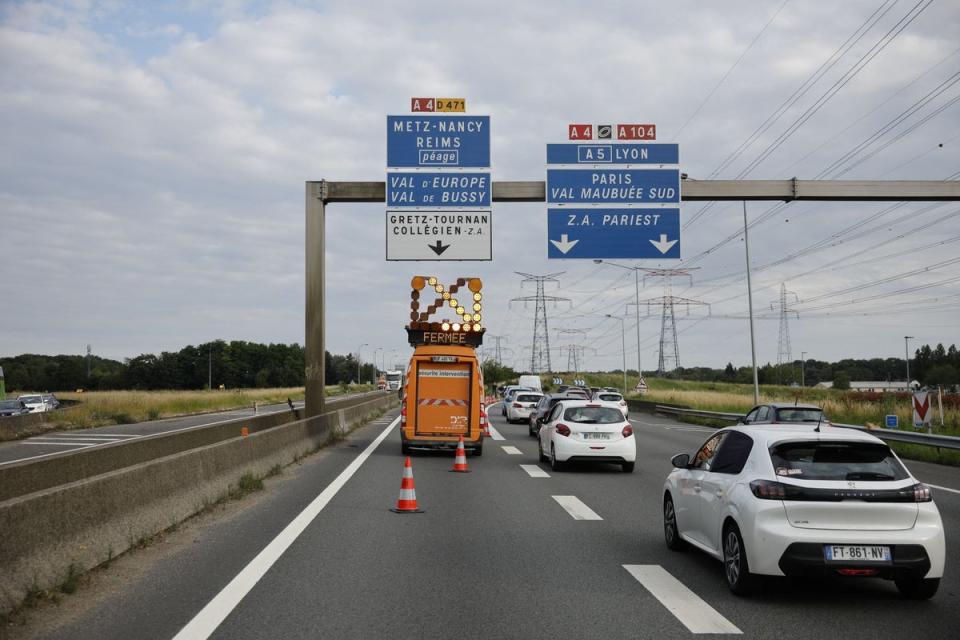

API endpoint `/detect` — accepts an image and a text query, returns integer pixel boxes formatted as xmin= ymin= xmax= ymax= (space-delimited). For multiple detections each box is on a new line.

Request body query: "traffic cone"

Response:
xmin=450 ymin=436 xmax=471 ymax=473
xmin=391 ymin=456 xmax=423 ymax=513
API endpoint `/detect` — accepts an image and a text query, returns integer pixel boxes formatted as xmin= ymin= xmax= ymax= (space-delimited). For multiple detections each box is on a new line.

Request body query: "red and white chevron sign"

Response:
xmin=912 ymin=391 xmax=931 ymax=427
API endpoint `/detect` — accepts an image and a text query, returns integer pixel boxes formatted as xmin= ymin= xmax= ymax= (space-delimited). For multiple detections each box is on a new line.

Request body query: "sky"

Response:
xmin=1 ymin=0 xmax=958 ymax=375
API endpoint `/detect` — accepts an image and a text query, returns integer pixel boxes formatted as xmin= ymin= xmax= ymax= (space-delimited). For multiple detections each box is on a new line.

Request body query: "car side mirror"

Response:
xmin=736 ymin=417 xmax=746 ymax=425
xmin=671 ymin=453 xmax=690 ymax=468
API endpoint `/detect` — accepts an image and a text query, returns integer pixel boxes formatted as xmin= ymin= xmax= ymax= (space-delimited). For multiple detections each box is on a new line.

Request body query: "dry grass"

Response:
xmin=45 ymin=385 xmax=371 ymax=430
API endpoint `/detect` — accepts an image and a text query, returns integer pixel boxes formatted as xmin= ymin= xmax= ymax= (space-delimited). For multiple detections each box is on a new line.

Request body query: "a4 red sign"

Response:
xmin=568 ymin=123 xmax=657 ymax=140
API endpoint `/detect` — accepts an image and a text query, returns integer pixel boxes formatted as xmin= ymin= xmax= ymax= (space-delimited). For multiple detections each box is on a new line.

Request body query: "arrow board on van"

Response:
xmin=386 ymin=211 xmax=492 ymax=261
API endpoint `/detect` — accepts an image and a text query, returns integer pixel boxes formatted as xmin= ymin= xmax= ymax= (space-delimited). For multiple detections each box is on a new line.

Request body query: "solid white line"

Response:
xmin=501 ymin=446 xmax=522 ymax=455
xmin=172 ymin=416 xmax=399 ymax=640
xmin=552 ymin=495 xmax=603 ymax=520
xmin=17 ymin=442 xmax=94 ymax=447
xmin=486 ymin=425 xmax=505 ymax=441
xmin=927 ymin=483 xmax=960 ymax=495
xmin=520 ymin=464 xmax=550 ymax=478
xmin=30 ymin=437 xmax=129 ymax=443
xmin=44 ymin=432 xmax=141 ymax=438
xmin=623 ymin=565 xmax=742 ymax=634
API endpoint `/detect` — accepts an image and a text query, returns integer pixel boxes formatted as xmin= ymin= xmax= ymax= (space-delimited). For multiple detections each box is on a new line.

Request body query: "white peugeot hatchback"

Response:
xmin=538 ymin=400 xmax=636 ymax=472
xmin=662 ymin=424 xmax=945 ymax=599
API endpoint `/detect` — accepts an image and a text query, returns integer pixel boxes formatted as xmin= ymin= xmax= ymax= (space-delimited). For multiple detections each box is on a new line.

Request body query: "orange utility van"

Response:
xmin=400 ymin=276 xmax=486 ymax=455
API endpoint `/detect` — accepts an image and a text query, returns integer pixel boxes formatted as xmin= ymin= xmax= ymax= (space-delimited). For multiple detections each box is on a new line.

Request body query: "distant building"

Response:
xmin=815 ymin=380 xmax=919 ymax=392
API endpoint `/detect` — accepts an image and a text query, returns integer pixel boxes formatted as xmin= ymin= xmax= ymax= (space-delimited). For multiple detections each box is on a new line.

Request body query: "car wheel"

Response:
xmin=550 ymin=444 xmax=564 ymax=471
xmin=621 ymin=461 xmax=635 ymax=473
xmin=895 ymin=577 xmax=939 ymax=600
xmin=663 ymin=495 xmax=686 ymax=551
xmin=722 ymin=523 xmax=756 ymax=596
xmin=538 ymin=439 xmax=548 ymax=462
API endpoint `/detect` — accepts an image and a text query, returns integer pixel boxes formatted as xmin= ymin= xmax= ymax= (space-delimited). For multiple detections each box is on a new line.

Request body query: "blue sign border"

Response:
xmin=547 ymin=168 xmax=680 ymax=204
xmin=386 ymin=172 xmax=491 ymax=207
xmin=546 ymin=143 xmax=679 ymax=165
xmin=547 ymin=208 xmax=681 ymax=259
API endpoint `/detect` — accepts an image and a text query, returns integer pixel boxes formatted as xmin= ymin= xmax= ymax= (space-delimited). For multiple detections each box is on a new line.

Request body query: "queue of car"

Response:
xmin=496 ymin=384 xmax=946 ymax=600
xmin=0 ymin=393 xmax=59 ymax=417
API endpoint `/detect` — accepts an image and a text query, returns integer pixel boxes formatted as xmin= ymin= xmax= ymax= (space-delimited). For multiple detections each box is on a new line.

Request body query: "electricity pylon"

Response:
xmin=511 ymin=272 xmax=570 ymax=373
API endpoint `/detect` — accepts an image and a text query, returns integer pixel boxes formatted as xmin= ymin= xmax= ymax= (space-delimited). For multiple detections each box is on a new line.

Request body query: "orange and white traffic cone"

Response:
xmin=450 ymin=436 xmax=471 ymax=473
xmin=481 ymin=405 xmax=490 ymax=437
xmin=391 ymin=456 xmax=423 ymax=513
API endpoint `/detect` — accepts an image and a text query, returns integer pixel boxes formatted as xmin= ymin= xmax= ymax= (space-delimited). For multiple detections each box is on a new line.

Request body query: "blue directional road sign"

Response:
xmin=547 ymin=208 xmax=681 ymax=259
xmin=547 ymin=168 xmax=680 ymax=204
xmin=546 ymin=143 xmax=679 ymax=165
xmin=387 ymin=115 xmax=490 ymax=168
xmin=386 ymin=172 xmax=491 ymax=207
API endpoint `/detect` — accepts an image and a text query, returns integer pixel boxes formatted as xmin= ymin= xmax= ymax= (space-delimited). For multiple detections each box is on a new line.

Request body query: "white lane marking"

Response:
xmin=623 ymin=565 xmax=742 ymax=634
xmin=486 ymin=425 xmax=505 ymax=441
xmin=172 ymin=416 xmax=399 ymax=640
xmin=927 ymin=483 xmax=960 ymax=495
xmin=520 ymin=464 xmax=550 ymax=478
xmin=552 ymin=495 xmax=603 ymax=520
xmin=17 ymin=442 xmax=94 ymax=447
xmin=501 ymin=446 xmax=522 ymax=455
xmin=30 ymin=437 xmax=131 ymax=443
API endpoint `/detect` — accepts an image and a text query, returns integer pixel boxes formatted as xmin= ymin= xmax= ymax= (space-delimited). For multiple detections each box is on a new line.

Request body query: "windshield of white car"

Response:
xmin=774 ymin=408 xmax=824 ymax=423
xmin=597 ymin=394 xmax=623 ymax=402
xmin=769 ymin=441 xmax=908 ymax=481
xmin=562 ymin=406 xmax=624 ymax=424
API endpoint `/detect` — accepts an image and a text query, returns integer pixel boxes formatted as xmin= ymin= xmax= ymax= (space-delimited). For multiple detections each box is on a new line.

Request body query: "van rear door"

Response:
xmin=414 ymin=359 xmax=473 ymax=437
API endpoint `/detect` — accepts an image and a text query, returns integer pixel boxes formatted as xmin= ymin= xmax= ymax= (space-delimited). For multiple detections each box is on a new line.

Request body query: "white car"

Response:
xmin=17 ymin=395 xmax=49 ymax=413
xmin=538 ymin=400 xmax=636 ymax=472
xmin=591 ymin=390 xmax=629 ymax=418
xmin=662 ymin=424 xmax=945 ymax=599
xmin=505 ymin=391 xmax=543 ymax=424
xmin=501 ymin=387 xmax=532 ymax=416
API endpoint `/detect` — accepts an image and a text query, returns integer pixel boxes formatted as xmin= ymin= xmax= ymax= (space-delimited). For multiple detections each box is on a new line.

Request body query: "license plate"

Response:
xmin=582 ymin=432 xmax=610 ymax=440
xmin=824 ymin=545 xmax=891 ymax=563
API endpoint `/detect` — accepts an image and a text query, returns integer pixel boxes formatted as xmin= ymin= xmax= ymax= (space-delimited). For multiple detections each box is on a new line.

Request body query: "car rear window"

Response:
xmin=562 ymin=406 xmax=624 ymax=424
xmin=516 ymin=394 xmax=542 ymax=403
xmin=597 ymin=393 xmax=623 ymax=402
xmin=774 ymin=408 xmax=824 ymax=423
xmin=769 ymin=441 xmax=909 ymax=481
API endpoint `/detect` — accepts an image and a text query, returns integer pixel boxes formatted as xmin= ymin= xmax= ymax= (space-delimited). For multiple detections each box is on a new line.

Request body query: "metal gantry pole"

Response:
xmin=305 ymin=181 xmax=326 ymax=417
xmin=634 ymin=269 xmax=642 ymax=378
xmin=801 ymin=351 xmax=807 ymax=388
xmin=905 ymin=336 xmax=914 ymax=389
xmin=606 ymin=314 xmax=627 ymax=394
xmin=743 ymin=201 xmax=760 ymax=405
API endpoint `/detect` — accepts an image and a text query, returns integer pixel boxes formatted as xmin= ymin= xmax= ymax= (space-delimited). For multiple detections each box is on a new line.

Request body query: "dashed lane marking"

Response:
xmin=552 ymin=495 xmax=603 ymax=520
xmin=172 ymin=415 xmax=400 ymax=640
xmin=623 ymin=565 xmax=742 ymax=634
xmin=486 ymin=425 xmax=505 ymax=440
xmin=520 ymin=464 xmax=550 ymax=478
xmin=501 ymin=446 xmax=522 ymax=455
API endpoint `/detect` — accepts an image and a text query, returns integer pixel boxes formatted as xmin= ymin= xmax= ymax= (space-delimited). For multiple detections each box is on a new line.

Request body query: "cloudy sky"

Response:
xmin=1 ymin=0 xmax=958 ymax=374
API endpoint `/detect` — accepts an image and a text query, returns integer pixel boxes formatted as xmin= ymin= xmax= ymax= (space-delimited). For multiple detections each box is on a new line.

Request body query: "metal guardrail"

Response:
xmin=654 ymin=404 xmax=960 ymax=451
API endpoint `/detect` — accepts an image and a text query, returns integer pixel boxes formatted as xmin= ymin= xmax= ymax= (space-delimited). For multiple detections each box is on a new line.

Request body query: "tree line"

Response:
xmin=0 ymin=341 xmax=381 ymax=392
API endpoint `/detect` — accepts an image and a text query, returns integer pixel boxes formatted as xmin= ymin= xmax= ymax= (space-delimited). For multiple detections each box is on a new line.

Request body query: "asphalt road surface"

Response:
xmin=21 ymin=405 xmax=960 ymax=640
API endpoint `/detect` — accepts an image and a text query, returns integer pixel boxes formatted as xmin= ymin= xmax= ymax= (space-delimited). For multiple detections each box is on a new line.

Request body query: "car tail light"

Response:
xmin=912 ymin=483 xmax=932 ymax=502
xmin=750 ymin=479 xmax=788 ymax=499
xmin=837 ymin=568 xmax=879 ymax=577
xmin=556 ymin=423 xmax=571 ymax=437
xmin=513 ymin=403 xmax=522 ymax=408
xmin=622 ymin=425 xmax=633 ymax=437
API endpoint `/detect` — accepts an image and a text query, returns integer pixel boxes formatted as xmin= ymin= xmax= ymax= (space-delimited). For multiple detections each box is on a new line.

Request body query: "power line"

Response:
xmin=510 ymin=272 xmax=570 ymax=373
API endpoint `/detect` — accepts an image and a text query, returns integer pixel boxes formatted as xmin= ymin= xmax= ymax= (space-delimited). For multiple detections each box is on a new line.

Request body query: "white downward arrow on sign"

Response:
xmin=649 ymin=234 xmax=678 ymax=254
xmin=550 ymin=234 xmax=579 ymax=254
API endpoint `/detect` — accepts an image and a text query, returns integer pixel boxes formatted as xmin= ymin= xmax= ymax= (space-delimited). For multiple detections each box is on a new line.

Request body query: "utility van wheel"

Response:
xmin=722 ymin=523 xmax=756 ymax=596
xmin=895 ymin=577 xmax=939 ymax=600
xmin=473 ymin=443 xmax=483 ymax=457
xmin=663 ymin=495 xmax=686 ymax=551
xmin=401 ymin=442 xmax=411 ymax=455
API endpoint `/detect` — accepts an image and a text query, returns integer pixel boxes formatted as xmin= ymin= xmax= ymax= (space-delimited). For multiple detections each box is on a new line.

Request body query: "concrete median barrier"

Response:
xmin=0 ymin=393 xmax=397 ymax=614
xmin=0 ymin=391 xmax=388 ymax=502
